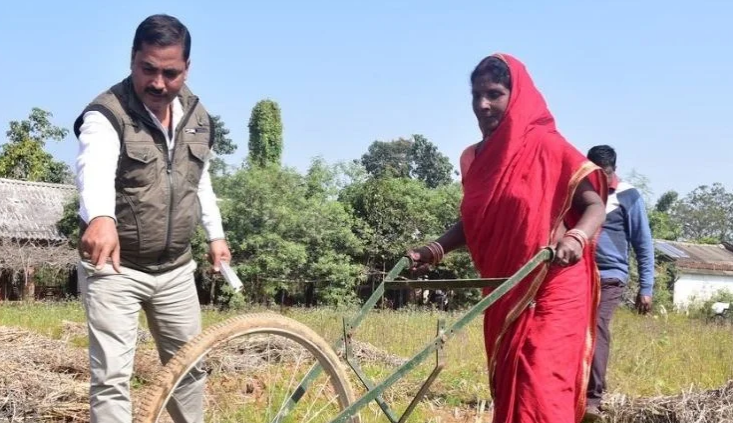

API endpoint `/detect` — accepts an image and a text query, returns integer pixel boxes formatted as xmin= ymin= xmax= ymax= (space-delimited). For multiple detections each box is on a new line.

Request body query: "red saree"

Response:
xmin=460 ymin=54 xmax=607 ymax=423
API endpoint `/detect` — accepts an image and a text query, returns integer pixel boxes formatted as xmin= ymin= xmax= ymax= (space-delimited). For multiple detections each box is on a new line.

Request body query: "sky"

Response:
xmin=1 ymin=0 xmax=731 ymax=203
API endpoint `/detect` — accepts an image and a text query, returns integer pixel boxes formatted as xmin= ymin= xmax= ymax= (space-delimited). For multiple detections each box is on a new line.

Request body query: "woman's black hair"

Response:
xmin=470 ymin=56 xmax=511 ymax=89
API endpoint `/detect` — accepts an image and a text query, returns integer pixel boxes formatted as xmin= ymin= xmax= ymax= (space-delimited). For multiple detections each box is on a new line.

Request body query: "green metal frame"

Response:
xmin=274 ymin=247 xmax=554 ymax=423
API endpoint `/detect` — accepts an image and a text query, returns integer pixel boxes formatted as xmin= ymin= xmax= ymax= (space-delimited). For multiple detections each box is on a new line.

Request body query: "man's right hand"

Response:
xmin=636 ymin=293 xmax=653 ymax=315
xmin=80 ymin=216 xmax=121 ymax=272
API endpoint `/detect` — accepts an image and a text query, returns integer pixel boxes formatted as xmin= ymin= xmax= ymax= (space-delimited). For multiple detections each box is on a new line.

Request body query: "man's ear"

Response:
xmin=183 ymin=60 xmax=190 ymax=81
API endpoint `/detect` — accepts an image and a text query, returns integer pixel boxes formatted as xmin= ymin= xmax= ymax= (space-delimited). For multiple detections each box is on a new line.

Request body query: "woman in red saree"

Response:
xmin=409 ymin=54 xmax=608 ymax=423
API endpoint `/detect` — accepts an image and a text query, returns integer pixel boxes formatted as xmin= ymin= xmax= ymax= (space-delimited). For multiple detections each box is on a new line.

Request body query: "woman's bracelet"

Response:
xmin=426 ymin=241 xmax=445 ymax=264
xmin=564 ymin=228 xmax=588 ymax=250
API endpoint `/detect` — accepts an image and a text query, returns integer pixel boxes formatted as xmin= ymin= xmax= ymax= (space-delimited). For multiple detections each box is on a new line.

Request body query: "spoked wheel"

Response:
xmin=134 ymin=313 xmax=359 ymax=423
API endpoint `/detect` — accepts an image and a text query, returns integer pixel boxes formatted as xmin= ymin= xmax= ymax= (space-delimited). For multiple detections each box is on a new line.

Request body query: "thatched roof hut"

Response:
xmin=0 ymin=178 xmax=77 ymax=240
xmin=0 ymin=178 xmax=79 ymax=299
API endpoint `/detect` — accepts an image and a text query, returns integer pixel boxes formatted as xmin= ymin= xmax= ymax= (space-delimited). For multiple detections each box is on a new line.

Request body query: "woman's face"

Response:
xmin=472 ymin=75 xmax=510 ymax=137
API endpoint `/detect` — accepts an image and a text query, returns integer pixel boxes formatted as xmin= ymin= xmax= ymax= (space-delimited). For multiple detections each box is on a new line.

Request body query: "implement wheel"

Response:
xmin=134 ymin=313 xmax=359 ymax=423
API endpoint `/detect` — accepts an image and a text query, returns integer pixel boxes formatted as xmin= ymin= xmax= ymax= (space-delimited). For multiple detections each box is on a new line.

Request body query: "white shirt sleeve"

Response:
xmin=75 ymin=111 xmax=120 ymax=224
xmin=197 ymin=150 xmax=226 ymax=241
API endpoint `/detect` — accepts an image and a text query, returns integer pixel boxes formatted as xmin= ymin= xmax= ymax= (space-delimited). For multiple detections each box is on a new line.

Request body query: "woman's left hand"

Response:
xmin=553 ymin=236 xmax=583 ymax=267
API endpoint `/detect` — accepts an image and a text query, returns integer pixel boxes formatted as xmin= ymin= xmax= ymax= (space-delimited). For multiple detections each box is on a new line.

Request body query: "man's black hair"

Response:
xmin=587 ymin=145 xmax=617 ymax=169
xmin=132 ymin=14 xmax=191 ymax=61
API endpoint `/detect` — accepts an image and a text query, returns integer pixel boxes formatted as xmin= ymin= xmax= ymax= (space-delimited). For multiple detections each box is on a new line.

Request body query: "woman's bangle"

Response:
xmin=564 ymin=229 xmax=588 ymax=250
xmin=426 ymin=241 xmax=445 ymax=264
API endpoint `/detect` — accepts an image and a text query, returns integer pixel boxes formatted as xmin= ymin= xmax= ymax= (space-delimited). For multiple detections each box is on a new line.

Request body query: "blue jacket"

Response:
xmin=595 ymin=181 xmax=655 ymax=296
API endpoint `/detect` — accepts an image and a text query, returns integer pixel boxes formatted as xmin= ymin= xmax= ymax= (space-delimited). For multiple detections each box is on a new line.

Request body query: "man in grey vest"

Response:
xmin=73 ymin=14 xmax=231 ymax=423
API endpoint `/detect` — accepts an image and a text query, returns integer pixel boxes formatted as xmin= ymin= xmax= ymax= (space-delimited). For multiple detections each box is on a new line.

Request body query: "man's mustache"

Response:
xmin=145 ymin=87 xmax=165 ymax=96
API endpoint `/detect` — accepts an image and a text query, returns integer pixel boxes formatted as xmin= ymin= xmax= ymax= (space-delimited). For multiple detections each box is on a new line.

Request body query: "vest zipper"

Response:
xmin=129 ymin=96 xmax=200 ymax=264
xmin=161 ymin=97 xmax=199 ymax=263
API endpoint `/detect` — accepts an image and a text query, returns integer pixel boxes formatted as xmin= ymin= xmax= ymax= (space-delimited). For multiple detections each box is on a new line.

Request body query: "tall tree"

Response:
xmin=655 ymin=190 xmax=679 ymax=213
xmin=0 ymin=107 xmax=72 ymax=184
xmin=623 ymin=169 xmax=654 ymax=206
xmin=360 ymin=134 xmax=454 ymax=187
xmin=248 ymin=99 xmax=283 ymax=167
xmin=671 ymin=183 xmax=733 ymax=243
xmin=360 ymin=138 xmax=413 ymax=179
xmin=649 ymin=190 xmax=682 ymax=241
xmin=622 ymin=170 xmax=683 ymax=240
xmin=209 ymin=114 xmax=237 ymax=177
xmin=410 ymin=134 xmax=454 ymax=188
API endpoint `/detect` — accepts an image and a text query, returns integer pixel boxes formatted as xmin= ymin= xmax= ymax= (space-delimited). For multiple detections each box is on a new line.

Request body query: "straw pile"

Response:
xmin=194 ymin=333 xmax=408 ymax=373
xmin=204 ymin=334 xmax=303 ymax=374
xmin=0 ymin=323 xmax=161 ymax=422
xmin=0 ymin=326 xmax=89 ymax=421
xmin=346 ymin=339 xmax=408 ymax=367
xmin=602 ymin=382 xmax=733 ymax=423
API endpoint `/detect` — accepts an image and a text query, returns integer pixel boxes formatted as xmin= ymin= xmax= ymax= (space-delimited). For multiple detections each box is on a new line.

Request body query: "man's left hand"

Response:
xmin=208 ymin=239 xmax=231 ymax=272
xmin=636 ymin=293 xmax=652 ymax=315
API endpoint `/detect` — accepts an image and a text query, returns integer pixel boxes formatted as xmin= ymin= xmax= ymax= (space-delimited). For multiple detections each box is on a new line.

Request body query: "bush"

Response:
xmin=685 ymin=289 xmax=733 ymax=323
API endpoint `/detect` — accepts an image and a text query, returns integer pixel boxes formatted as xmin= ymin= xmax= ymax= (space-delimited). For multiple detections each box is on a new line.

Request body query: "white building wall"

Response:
xmin=673 ymin=272 xmax=733 ymax=308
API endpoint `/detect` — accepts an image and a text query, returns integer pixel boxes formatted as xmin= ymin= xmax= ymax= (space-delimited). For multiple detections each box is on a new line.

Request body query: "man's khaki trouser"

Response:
xmin=78 ymin=259 xmax=205 ymax=423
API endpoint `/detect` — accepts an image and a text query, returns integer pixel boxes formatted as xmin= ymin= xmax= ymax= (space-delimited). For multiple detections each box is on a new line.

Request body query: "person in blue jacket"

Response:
xmin=585 ymin=145 xmax=655 ymax=419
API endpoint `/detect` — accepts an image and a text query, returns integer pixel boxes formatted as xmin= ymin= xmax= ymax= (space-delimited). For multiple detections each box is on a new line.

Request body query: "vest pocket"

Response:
xmin=115 ymin=193 xmax=141 ymax=256
xmin=120 ymin=144 xmax=159 ymax=188
xmin=186 ymin=143 xmax=209 ymax=185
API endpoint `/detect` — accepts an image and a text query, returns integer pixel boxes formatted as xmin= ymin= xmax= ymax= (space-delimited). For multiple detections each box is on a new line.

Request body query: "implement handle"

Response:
xmin=386 ymin=246 xmax=556 ymax=290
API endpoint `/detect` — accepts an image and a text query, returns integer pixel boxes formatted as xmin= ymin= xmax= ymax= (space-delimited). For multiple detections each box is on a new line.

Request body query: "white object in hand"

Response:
xmin=219 ymin=262 xmax=243 ymax=292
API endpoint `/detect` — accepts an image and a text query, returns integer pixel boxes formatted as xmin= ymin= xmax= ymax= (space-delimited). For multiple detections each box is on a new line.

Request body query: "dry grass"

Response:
xmin=0 ymin=301 xmax=731 ymax=422
xmin=0 ymin=326 xmax=88 ymax=421
xmin=0 ymin=322 xmax=163 ymax=422
xmin=603 ymin=381 xmax=733 ymax=423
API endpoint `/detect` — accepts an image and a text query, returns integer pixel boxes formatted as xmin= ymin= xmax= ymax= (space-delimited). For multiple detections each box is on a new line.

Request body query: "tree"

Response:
xmin=360 ymin=138 xmax=413 ymax=179
xmin=209 ymin=114 xmax=237 ymax=177
xmin=0 ymin=108 xmax=72 ymax=184
xmin=339 ymin=177 xmax=440 ymax=262
xmin=216 ymin=161 xmax=365 ymax=306
xmin=339 ymin=175 xmax=477 ymax=306
xmin=649 ymin=190 xmax=682 ymax=241
xmin=624 ymin=169 xmax=654 ymax=206
xmin=247 ymin=99 xmax=283 ymax=167
xmin=671 ymin=183 xmax=733 ymax=243
xmin=57 ymin=194 xmax=81 ymax=248
xmin=621 ymin=171 xmax=683 ymax=241
xmin=655 ymin=190 xmax=679 ymax=213
xmin=359 ymin=134 xmax=454 ymax=187
xmin=409 ymin=134 xmax=455 ymax=188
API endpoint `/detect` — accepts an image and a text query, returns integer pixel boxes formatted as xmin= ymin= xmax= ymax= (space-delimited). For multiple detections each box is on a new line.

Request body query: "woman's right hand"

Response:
xmin=407 ymin=246 xmax=435 ymax=275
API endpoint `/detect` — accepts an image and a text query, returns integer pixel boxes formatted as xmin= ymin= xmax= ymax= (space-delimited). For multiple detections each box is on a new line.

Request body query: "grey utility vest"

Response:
xmin=74 ymin=77 xmax=214 ymax=273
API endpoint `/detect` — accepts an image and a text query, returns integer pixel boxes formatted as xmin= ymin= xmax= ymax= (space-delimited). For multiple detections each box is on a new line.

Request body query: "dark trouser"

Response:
xmin=587 ymin=278 xmax=625 ymax=408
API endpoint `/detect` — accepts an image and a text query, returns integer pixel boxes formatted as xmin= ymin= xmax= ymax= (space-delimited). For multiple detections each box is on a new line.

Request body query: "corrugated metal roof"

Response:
xmin=655 ymin=242 xmax=690 ymax=259
xmin=0 ymin=178 xmax=77 ymax=242
xmin=654 ymin=240 xmax=733 ymax=273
